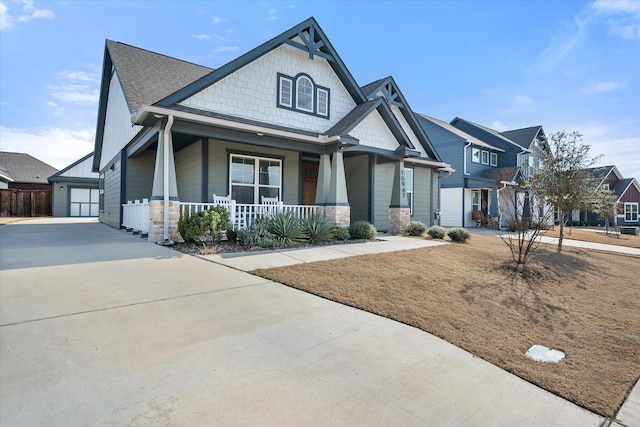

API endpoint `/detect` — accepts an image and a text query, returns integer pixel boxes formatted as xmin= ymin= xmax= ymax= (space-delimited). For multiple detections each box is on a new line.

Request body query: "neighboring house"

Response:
xmin=48 ymin=153 xmax=100 ymax=217
xmin=576 ymin=165 xmax=640 ymax=225
xmin=0 ymin=151 xmax=58 ymax=217
xmin=0 ymin=152 xmax=58 ymax=190
xmin=93 ymin=17 xmax=451 ymax=243
xmin=416 ymin=116 xmax=548 ymax=228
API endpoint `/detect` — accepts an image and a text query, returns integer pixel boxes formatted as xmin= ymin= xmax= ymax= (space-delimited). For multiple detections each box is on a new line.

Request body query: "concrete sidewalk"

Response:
xmin=200 ymin=235 xmax=447 ymax=271
xmin=0 ymin=218 xmax=624 ymax=425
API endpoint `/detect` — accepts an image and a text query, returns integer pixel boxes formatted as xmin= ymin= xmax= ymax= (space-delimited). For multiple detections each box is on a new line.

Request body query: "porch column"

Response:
xmin=148 ymin=118 xmax=181 ymax=243
xmin=324 ymin=150 xmax=350 ymax=227
xmin=389 ymin=159 xmax=410 ymax=234
xmin=315 ymin=153 xmax=331 ymax=205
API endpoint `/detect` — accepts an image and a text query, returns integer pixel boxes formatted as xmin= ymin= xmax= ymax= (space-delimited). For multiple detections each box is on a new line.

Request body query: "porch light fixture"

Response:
xmin=256 ymin=132 xmax=264 ymax=136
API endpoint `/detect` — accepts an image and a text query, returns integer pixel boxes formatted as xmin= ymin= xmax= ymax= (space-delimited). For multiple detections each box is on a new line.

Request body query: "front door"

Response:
xmin=302 ymin=162 xmax=318 ymax=205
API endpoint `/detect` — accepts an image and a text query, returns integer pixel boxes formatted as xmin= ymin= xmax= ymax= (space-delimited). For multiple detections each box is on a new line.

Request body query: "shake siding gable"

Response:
xmin=101 ymin=73 xmax=143 ymax=171
xmin=350 ymin=110 xmax=399 ymax=151
xmin=391 ymin=105 xmax=427 ymax=158
xmin=179 ymin=43 xmax=356 ymax=133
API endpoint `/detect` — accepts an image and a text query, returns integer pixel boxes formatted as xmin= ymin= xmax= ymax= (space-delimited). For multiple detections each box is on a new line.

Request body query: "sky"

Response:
xmin=1 ymin=0 xmax=639 ymax=178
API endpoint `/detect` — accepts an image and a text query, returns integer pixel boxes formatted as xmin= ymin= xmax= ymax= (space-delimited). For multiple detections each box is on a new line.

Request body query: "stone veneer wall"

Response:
xmin=324 ymin=205 xmax=350 ymax=228
xmin=148 ymin=200 xmax=183 ymax=244
xmin=389 ymin=207 xmax=410 ymax=235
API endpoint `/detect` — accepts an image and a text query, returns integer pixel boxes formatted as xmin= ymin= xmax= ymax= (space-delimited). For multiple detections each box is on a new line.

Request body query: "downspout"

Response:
xmin=463 ymin=142 xmax=471 ymax=176
xmin=463 ymin=142 xmax=471 ymax=227
xmin=163 ymin=115 xmax=174 ymax=242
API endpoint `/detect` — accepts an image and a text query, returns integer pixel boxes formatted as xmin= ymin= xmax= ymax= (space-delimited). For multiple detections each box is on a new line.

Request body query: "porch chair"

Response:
xmin=260 ymin=196 xmax=283 ymax=215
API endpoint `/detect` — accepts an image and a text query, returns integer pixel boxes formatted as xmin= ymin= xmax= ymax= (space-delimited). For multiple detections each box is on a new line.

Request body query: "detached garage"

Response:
xmin=49 ymin=153 xmax=99 ymax=217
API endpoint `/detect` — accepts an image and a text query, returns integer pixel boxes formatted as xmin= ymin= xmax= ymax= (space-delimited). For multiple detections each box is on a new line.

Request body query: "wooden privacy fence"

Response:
xmin=0 ymin=189 xmax=52 ymax=217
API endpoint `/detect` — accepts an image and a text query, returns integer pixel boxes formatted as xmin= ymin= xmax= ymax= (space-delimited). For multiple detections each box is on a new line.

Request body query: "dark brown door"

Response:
xmin=302 ymin=162 xmax=318 ymax=205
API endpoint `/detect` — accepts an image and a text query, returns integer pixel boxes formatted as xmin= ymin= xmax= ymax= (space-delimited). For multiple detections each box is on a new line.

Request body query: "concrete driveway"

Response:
xmin=0 ymin=219 xmax=603 ymax=426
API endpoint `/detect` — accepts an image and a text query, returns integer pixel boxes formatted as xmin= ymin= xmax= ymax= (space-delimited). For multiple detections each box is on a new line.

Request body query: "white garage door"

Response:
xmin=70 ymin=188 xmax=99 ymax=217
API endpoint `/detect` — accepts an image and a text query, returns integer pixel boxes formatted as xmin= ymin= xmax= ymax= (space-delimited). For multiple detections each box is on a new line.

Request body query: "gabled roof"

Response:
xmin=481 ymin=166 xmax=523 ymax=183
xmin=416 ymin=114 xmax=505 ymax=152
xmin=325 ymin=98 xmax=414 ymax=149
xmin=613 ymin=178 xmax=638 ymax=200
xmin=360 ymin=76 xmax=441 ymax=160
xmin=585 ymin=165 xmax=620 ymax=185
xmin=451 ymin=118 xmax=527 ymax=151
xmin=48 ymin=153 xmax=98 ymax=183
xmin=158 ymin=17 xmax=367 ymax=108
xmin=105 ymin=40 xmax=214 ymax=114
xmin=0 ymin=152 xmax=58 ymax=185
xmin=500 ymin=126 xmax=544 ymax=149
xmin=0 ymin=166 xmax=13 ymax=183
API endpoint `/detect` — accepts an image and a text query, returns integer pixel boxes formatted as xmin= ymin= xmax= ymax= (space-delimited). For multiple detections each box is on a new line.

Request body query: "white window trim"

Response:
xmin=296 ymin=76 xmax=314 ymax=113
xmin=624 ymin=202 xmax=638 ymax=222
xmin=490 ymin=152 xmax=497 ymax=167
xmin=317 ymin=88 xmax=329 ymax=116
xmin=404 ymin=168 xmax=414 ymax=215
xmin=481 ymin=150 xmax=489 ymax=165
xmin=279 ymin=76 xmax=292 ymax=108
xmin=230 ymin=154 xmax=282 ymax=204
xmin=471 ymin=190 xmax=480 ymax=212
xmin=471 ymin=147 xmax=480 ymax=163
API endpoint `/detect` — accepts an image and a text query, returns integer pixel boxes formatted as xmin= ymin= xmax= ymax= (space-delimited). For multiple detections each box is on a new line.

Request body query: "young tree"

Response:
xmin=527 ymin=131 xmax=601 ymax=251
xmin=591 ymin=188 xmax=619 ymax=235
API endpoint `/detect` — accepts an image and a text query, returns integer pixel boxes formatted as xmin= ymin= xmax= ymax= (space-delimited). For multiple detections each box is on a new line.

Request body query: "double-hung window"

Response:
xmin=490 ymin=152 xmax=497 ymax=167
xmin=230 ymin=154 xmax=282 ymax=204
xmin=481 ymin=150 xmax=489 ymax=165
xmin=279 ymin=76 xmax=292 ymax=107
xmin=404 ymin=168 xmax=414 ymax=215
xmin=624 ymin=202 xmax=638 ymax=222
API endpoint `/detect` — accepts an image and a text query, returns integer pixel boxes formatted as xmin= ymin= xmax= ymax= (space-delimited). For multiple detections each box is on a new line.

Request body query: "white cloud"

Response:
xmin=0 ymin=126 xmax=95 ymax=170
xmin=514 ymin=95 xmax=534 ymax=105
xmin=612 ymin=23 xmax=640 ymax=40
xmin=192 ymin=33 xmax=211 ymax=40
xmin=268 ymin=8 xmax=278 ymax=21
xmin=59 ymin=70 xmax=99 ymax=83
xmin=590 ymin=0 xmax=640 ymax=40
xmin=591 ymin=0 xmax=640 ymax=16
xmin=0 ymin=2 xmax=11 ymax=30
xmin=579 ymin=80 xmax=624 ymax=94
xmin=212 ymin=45 xmax=239 ymax=53
xmin=531 ymin=16 xmax=587 ymax=73
xmin=212 ymin=16 xmax=223 ymax=24
xmin=47 ymin=70 xmax=100 ymax=105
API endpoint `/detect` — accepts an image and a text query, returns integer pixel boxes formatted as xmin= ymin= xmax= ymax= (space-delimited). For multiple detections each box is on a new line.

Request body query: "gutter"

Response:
xmin=132 ymin=105 xmax=342 ymax=145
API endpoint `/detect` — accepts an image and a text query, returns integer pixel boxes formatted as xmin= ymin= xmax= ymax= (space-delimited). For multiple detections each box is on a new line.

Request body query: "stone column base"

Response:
xmin=389 ymin=207 xmax=410 ymax=235
xmin=324 ymin=205 xmax=350 ymax=228
xmin=148 ymin=200 xmax=183 ymax=244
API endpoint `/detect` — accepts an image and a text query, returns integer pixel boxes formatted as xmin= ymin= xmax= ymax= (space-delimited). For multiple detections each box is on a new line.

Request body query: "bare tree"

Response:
xmin=527 ymin=131 xmax=601 ymax=251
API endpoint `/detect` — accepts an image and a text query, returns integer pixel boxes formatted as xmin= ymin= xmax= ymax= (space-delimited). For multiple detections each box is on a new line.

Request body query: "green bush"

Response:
xmin=300 ymin=213 xmax=335 ymax=244
xmin=349 ymin=221 xmax=377 ymax=240
xmin=267 ymin=211 xmax=305 ymax=247
xmin=333 ymin=226 xmax=351 ymax=241
xmin=226 ymin=228 xmax=238 ymax=241
xmin=178 ymin=208 xmax=226 ymax=243
xmin=447 ymin=227 xmax=471 ymax=243
xmin=426 ymin=225 xmax=446 ymax=239
xmin=404 ymin=221 xmax=427 ymax=236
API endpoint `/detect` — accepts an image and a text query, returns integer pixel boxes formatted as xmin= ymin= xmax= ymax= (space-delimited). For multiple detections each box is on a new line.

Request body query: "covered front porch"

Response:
xmin=118 ymin=109 xmax=418 ymax=243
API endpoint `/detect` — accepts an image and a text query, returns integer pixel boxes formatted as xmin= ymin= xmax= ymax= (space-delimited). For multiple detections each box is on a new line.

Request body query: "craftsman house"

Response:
xmin=416 ymin=116 xmax=549 ymax=228
xmin=92 ymin=17 xmax=451 ymax=243
xmin=575 ymin=165 xmax=640 ymax=225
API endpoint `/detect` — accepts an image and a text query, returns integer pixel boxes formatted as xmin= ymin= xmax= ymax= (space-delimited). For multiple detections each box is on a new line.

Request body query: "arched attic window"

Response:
xmin=296 ymin=75 xmax=314 ymax=112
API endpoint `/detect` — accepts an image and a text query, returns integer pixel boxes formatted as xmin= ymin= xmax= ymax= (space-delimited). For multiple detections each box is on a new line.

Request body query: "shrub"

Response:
xmin=447 ymin=227 xmax=471 ymax=243
xmin=334 ymin=226 xmax=351 ymax=241
xmin=238 ymin=219 xmax=277 ymax=249
xmin=267 ymin=211 xmax=305 ymax=247
xmin=226 ymin=228 xmax=238 ymax=241
xmin=426 ymin=225 xmax=446 ymax=239
xmin=178 ymin=208 xmax=225 ymax=243
xmin=300 ymin=213 xmax=335 ymax=244
xmin=404 ymin=221 xmax=427 ymax=236
xmin=349 ymin=221 xmax=377 ymax=240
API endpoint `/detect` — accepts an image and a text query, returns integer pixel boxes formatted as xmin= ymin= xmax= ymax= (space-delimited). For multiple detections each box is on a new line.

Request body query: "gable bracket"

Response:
xmin=283 ymin=26 xmax=335 ymax=62
xmin=383 ymin=83 xmax=403 ymax=108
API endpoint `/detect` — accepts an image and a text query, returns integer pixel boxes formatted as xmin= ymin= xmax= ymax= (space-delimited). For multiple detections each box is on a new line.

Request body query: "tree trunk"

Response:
xmin=558 ymin=210 xmax=564 ymax=252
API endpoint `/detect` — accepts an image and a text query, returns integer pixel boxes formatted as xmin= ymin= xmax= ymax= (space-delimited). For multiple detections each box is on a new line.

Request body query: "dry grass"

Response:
xmin=544 ymin=227 xmax=640 ymax=249
xmin=254 ymin=235 xmax=640 ymax=417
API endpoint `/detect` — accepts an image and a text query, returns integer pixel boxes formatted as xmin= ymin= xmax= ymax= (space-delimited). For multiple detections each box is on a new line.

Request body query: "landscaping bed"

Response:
xmin=253 ymin=234 xmax=640 ymax=417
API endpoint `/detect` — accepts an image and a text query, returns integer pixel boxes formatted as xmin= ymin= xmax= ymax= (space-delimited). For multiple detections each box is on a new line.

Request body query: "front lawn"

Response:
xmin=253 ymin=234 xmax=640 ymax=417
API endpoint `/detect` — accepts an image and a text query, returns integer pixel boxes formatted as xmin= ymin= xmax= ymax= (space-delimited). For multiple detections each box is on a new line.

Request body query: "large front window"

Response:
xmin=625 ymin=202 xmax=638 ymax=222
xmin=230 ymin=154 xmax=281 ymax=204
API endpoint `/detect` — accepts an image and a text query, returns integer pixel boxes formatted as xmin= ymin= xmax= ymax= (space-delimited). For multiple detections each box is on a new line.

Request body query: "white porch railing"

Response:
xmin=122 ymin=199 xmax=149 ymax=234
xmin=180 ymin=201 xmax=320 ymax=230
